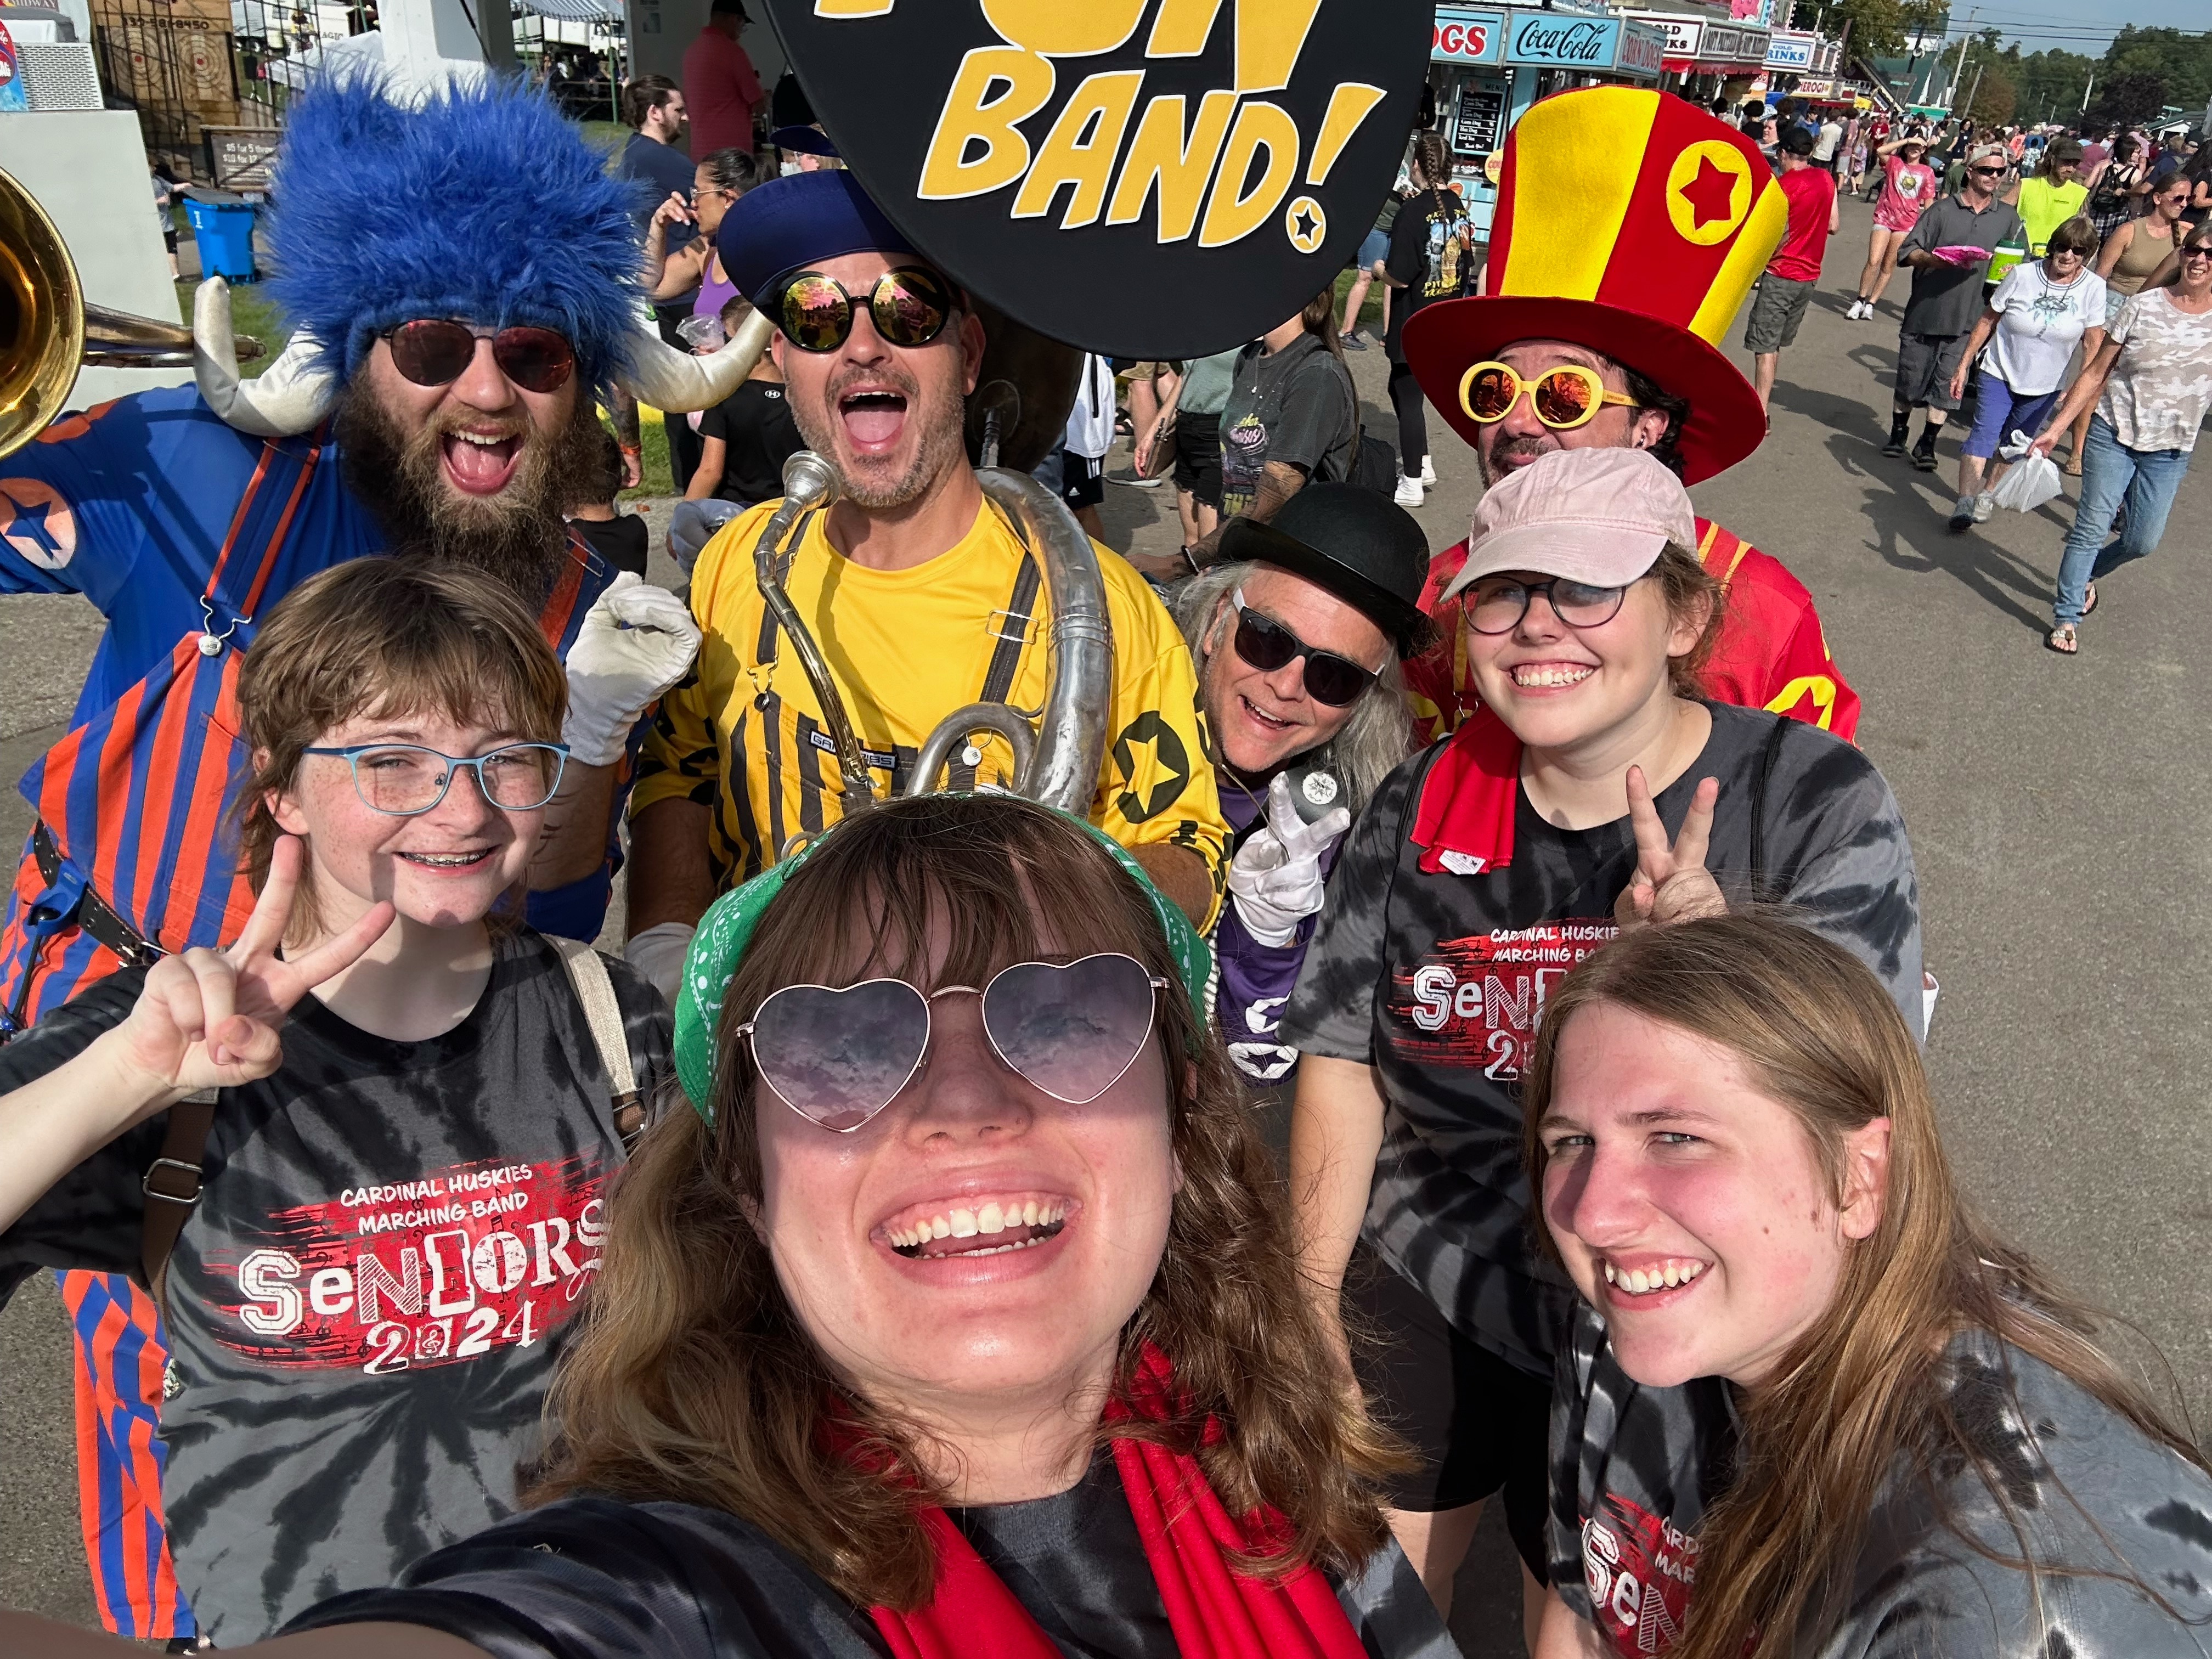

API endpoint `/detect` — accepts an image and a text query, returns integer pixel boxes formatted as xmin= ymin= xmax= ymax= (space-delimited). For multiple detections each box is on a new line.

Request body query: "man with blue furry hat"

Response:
xmin=0 ymin=73 xmax=755 ymax=1645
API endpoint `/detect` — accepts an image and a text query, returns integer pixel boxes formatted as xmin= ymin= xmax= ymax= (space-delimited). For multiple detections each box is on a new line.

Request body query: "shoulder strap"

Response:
xmin=1748 ymin=714 xmax=1792 ymax=895
xmin=551 ymin=937 xmax=647 ymax=1152
xmin=140 ymin=1088 xmax=217 ymax=1312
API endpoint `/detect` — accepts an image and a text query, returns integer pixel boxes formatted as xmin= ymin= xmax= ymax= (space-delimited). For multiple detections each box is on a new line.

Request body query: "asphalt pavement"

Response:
xmin=2 ymin=193 xmax=2207 ymax=1653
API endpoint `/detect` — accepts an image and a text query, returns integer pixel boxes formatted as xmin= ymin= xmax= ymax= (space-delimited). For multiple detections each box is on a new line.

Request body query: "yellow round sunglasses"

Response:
xmin=1457 ymin=360 xmax=1640 ymax=431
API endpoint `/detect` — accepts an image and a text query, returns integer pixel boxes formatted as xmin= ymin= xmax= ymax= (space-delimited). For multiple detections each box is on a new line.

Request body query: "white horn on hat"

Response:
xmin=192 ymin=277 xmax=337 ymax=436
xmin=614 ymin=309 xmax=775 ymax=413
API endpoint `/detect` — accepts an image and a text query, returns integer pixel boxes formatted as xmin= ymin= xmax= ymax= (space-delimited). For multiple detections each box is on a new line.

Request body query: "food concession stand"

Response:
xmin=1427 ymin=4 xmax=1671 ymax=249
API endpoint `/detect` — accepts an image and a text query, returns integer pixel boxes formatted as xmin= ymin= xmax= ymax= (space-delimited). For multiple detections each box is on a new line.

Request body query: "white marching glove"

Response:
xmin=624 ymin=921 xmax=697 ymax=1009
xmin=561 ymin=573 xmax=701 ymax=767
xmin=1224 ymin=773 xmax=1352 ymax=948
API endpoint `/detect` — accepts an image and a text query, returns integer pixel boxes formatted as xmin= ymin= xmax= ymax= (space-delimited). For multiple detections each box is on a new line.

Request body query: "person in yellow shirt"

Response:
xmin=624 ymin=172 xmax=1227 ymax=998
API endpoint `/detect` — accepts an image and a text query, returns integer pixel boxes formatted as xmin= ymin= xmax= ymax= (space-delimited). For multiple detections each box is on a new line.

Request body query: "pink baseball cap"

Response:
xmin=1440 ymin=448 xmax=1697 ymax=601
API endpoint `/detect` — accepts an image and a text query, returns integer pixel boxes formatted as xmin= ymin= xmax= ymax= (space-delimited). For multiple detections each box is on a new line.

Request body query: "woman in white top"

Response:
xmin=2033 ymin=223 xmax=2212 ymax=653
xmin=1942 ymin=215 xmax=2106 ymax=532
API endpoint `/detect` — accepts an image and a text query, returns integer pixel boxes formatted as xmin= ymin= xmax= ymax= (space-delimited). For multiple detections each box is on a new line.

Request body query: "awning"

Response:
xmin=518 ymin=0 xmax=622 ymax=20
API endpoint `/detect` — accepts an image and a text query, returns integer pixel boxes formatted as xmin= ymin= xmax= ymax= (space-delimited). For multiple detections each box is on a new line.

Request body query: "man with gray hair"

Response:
xmin=1176 ymin=484 xmax=1428 ymax=1083
xmin=1886 ymin=140 xmax=2027 ymax=470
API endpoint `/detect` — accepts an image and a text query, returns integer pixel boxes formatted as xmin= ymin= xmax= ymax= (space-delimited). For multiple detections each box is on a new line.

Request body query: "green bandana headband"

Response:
xmin=672 ymin=804 xmax=1214 ymax=1119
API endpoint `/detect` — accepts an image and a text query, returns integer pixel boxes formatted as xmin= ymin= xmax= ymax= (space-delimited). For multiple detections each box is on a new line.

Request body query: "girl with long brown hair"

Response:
xmin=1527 ymin=912 xmax=2212 ymax=1659
xmin=7 ymin=795 xmax=1452 ymax=1659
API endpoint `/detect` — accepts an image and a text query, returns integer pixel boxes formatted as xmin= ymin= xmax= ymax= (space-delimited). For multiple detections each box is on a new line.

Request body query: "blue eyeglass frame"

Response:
xmin=299 ymin=741 xmax=572 ymax=816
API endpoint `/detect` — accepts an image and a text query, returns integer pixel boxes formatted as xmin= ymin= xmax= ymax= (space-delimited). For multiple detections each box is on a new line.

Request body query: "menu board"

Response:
xmin=1453 ymin=82 xmax=1505 ymax=163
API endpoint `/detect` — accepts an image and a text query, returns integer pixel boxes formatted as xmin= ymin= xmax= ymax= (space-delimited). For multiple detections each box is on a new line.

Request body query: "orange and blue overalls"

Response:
xmin=0 ymin=386 xmax=618 ymax=1638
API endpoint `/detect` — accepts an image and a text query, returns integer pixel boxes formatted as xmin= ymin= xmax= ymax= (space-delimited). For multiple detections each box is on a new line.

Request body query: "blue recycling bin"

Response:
xmin=184 ymin=197 xmax=258 ymax=282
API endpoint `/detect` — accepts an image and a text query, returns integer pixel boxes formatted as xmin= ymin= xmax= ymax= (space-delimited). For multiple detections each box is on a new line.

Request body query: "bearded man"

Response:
xmin=624 ymin=171 xmax=1227 ymax=996
xmin=0 ymin=76 xmax=747 ymax=1643
xmin=1398 ymin=89 xmax=1862 ymax=748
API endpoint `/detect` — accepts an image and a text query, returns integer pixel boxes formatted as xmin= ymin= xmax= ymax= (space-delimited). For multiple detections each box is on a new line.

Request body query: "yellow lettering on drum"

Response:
xmin=1146 ymin=0 xmax=1225 ymax=57
xmin=1105 ymin=89 xmax=1239 ymax=241
xmin=919 ymin=47 xmax=1057 ymax=201
xmin=1306 ymin=81 xmax=1385 ymax=185
xmin=1200 ymin=100 xmax=1300 ymax=247
xmin=981 ymin=0 xmax=1147 ymax=56
xmin=1013 ymin=70 xmax=1146 ymax=227
xmin=1234 ymin=0 xmax=1325 ymax=93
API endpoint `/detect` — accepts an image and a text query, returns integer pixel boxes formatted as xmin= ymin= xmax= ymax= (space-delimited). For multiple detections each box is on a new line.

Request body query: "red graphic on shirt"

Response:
xmin=206 ymin=1150 xmax=609 ymax=1375
xmin=1582 ymin=1493 xmax=1699 ymax=1657
xmin=1387 ymin=922 xmax=1617 ymax=1074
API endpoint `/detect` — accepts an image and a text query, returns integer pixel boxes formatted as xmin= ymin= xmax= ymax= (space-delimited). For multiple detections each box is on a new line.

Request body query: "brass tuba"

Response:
xmin=745 ymin=303 xmax=1110 ymax=824
xmin=0 ymin=167 xmax=261 ymax=461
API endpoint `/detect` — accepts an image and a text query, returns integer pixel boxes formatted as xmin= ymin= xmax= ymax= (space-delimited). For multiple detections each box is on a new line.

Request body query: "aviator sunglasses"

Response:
xmin=736 ymin=952 xmax=1169 ymax=1132
xmin=1459 ymin=360 xmax=1640 ymax=431
xmin=773 ymin=266 xmax=957 ymax=353
xmin=1229 ymin=588 xmax=1381 ymax=707
xmin=381 ymin=319 xmax=576 ymax=394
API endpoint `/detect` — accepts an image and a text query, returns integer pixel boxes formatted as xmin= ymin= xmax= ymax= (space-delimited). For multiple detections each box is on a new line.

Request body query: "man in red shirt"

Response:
xmin=681 ymin=0 xmax=764 ymax=156
xmin=1746 ymin=125 xmax=1841 ymax=417
xmin=1402 ymin=88 xmax=1860 ymax=746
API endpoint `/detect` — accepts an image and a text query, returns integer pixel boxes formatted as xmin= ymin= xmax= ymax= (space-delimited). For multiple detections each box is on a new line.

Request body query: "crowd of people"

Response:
xmin=1734 ymin=102 xmax=2211 ymax=656
xmin=3 ymin=55 xmax=2211 ymax=1659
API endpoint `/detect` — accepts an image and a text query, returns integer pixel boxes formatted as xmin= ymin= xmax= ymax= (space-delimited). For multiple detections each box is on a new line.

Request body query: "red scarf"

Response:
xmin=1410 ymin=705 xmax=1524 ymax=877
xmin=865 ymin=1346 xmax=1367 ymax=1659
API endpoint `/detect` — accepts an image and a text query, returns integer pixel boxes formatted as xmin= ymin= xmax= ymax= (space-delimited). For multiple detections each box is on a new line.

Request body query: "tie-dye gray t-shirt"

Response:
xmin=1280 ymin=704 xmax=1922 ymax=1378
xmin=1550 ymin=1303 xmax=2212 ymax=1657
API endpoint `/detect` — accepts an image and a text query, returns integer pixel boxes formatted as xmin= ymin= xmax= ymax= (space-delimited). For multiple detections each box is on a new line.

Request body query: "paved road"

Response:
xmin=3 ymin=193 xmax=2207 ymax=1652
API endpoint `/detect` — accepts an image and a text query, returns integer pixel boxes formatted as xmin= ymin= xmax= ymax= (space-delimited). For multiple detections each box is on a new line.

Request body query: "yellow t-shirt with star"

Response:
xmin=632 ymin=495 xmax=1227 ymax=927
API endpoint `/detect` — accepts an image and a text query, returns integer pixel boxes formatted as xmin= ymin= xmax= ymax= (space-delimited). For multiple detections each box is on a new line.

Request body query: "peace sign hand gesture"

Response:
xmin=1613 ymin=766 xmax=1728 ymax=932
xmin=108 ymin=837 xmax=396 ymax=1099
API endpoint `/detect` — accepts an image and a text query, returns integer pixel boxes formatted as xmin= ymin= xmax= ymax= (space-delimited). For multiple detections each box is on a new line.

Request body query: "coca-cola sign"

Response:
xmin=1508 ymin=14 xmax=1616 ymax=64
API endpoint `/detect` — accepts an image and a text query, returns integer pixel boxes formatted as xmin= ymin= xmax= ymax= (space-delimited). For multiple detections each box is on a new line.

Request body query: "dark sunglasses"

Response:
xmin=1970 ymin=165 xmax=2007 ymax=176
xmin=1465 ymin=574 xmax=1632 ymax=636
xmin=736 ymin=953 xmax=1170 ymax=1132
xmin=772 ymin=266 xmax=956 ymax=353
xmin=1229 ymin=589 xmax=1380 ymax=708
xmin=382 ymin=319 xmax=575 ymax=394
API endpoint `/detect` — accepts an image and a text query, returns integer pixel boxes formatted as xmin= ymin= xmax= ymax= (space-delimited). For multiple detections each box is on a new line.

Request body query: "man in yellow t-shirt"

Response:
xmin=624 ymin=171 xmax=1226 ymax=996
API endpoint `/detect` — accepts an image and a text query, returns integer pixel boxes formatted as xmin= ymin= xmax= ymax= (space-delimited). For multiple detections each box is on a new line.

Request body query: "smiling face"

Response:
xmin=772 ymin=251 xmax=984 ymax=511
xmin=269 ymin=706 xmax=543 ymax=935
xmin=1460 ymin=568 xmax=1700 ymax=756
xmin=1472 ymin=341 xmax=1672 ymax=486
xmin=1537 ymin=1001 xmax=1888 ymax=1389
xmin=752 ymin=902 xmax=1179 ymax=1425
xmin=1200 ymin=565 xmax=1389 ymax=777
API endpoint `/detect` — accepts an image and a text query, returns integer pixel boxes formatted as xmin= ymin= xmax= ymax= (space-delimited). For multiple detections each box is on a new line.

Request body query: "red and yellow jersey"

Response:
xmin=1405 ymin=517 xmax=1860 ymax=745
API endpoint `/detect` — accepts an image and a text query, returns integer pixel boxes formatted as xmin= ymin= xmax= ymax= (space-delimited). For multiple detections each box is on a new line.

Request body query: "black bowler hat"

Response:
xmin=1218 ymin=486 xmax=1432 ymax=658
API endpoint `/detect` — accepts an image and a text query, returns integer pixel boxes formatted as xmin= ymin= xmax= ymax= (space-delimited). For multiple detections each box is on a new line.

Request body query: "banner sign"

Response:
xmin=1431 ymin=7 xmax=1504 ymax=65
xmin=1617 ymin=21 xmax=1665 ymax=77
xmin=1764 ymin=29 xmax=1814 ymax=70
xmin=1622 ymin=10 xmax=1700 ymax=58
xmin=768 ymin=0 xmax=1431 ymax=358
xmin=1504 ymin=11 xmax=1617 ymax=67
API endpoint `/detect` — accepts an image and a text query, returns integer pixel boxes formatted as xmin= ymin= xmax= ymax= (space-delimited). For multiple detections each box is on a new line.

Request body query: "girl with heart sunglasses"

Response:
xmin=186 ymin=794 xmax=1448 ymax=1659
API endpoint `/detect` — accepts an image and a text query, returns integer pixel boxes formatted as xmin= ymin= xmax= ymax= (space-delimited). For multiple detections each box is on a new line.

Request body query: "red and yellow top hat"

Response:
xmin=1402 ymin=87 xmax=1788 ymax=485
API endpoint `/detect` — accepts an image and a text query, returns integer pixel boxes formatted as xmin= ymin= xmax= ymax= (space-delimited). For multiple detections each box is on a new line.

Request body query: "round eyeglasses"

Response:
xmin=300 ymin=742 xmax=570 ymax=815
xmin=1464 ymin=575 xmax=1633 ymax=636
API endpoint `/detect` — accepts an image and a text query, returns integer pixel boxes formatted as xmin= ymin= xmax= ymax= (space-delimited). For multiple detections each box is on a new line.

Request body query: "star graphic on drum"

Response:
xmin=1663 ymin=142 xmax=1752 ymax=247
xmin=1285 ymin=195 xmax=1327 ymax=254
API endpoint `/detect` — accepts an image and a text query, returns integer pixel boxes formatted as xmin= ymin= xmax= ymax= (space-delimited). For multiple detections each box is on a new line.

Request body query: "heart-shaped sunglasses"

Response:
xmin=735 ymin=953 xmax=1170 ymax=1132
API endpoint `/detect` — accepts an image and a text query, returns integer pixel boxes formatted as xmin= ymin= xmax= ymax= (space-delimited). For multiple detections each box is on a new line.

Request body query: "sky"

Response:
xmin=1896 ymin=0 xmax=2209 ymax=56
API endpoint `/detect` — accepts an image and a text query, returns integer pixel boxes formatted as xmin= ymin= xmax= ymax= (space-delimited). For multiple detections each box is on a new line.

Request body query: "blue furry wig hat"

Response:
xmin=265 ymin=74 xmax=648 ymax=391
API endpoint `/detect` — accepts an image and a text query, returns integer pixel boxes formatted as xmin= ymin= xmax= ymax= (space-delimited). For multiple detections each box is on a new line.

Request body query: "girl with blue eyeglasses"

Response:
xmin=0 ymin=558 xmax=669 ymax=1644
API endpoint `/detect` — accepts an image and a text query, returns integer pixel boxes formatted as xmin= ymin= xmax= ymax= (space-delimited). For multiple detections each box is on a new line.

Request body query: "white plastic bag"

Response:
xmin=1992 ymin=450 xmax=2062 ymax=514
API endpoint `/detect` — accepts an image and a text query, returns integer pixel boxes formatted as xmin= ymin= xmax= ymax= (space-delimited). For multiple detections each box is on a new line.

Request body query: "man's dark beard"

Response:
xmin=335 ymin=380 xmax=605 ymax=606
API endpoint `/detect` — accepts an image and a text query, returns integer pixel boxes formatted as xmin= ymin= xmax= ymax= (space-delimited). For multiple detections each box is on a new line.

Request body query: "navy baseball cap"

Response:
xmin=769 ymin=125 xmax=839 ymax=158
xmin=716 ymin=171 xmax=926 ymax=310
